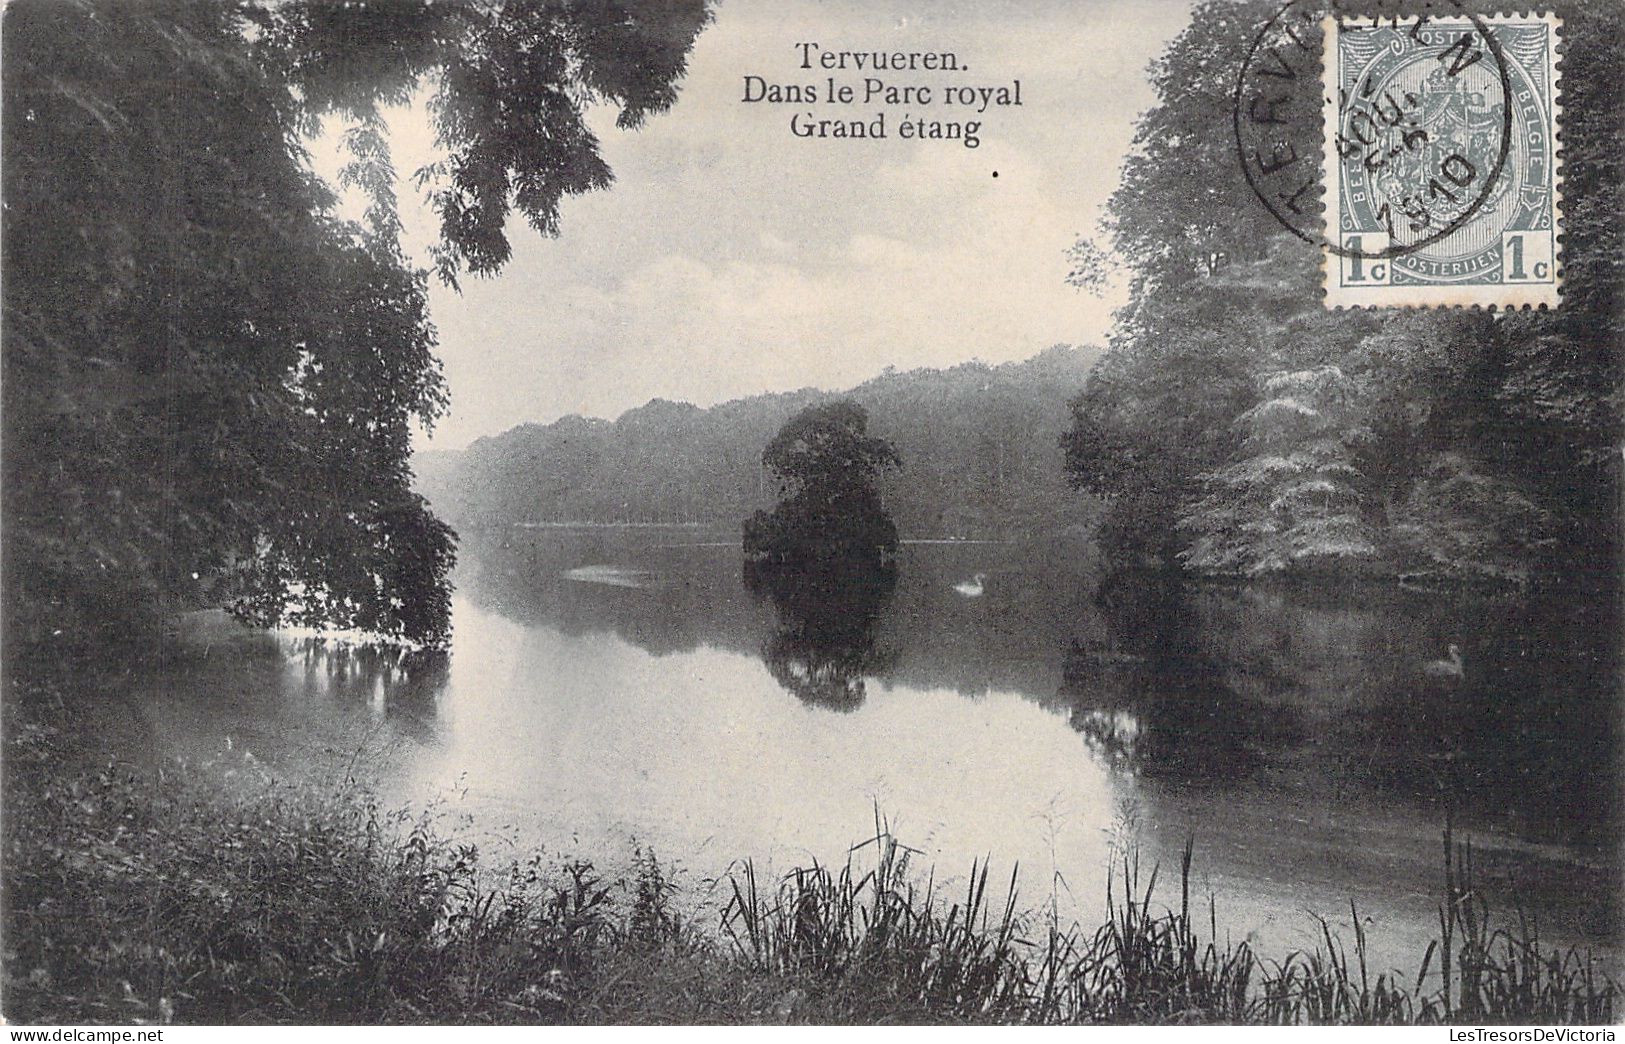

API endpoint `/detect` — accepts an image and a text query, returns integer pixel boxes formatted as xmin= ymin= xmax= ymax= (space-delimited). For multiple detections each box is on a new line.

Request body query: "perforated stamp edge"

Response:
xmin=1320 ymin=11 xmax=1564 ymax=311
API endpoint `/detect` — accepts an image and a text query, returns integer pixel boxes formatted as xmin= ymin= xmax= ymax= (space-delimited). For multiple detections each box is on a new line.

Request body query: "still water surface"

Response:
xmin=127 ymin=527 xmax=1620 ymax=975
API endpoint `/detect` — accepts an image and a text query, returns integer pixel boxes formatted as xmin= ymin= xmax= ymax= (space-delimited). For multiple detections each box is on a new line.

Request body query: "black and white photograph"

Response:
xmin=2 ymin=0 xmax=1621 ymax=1031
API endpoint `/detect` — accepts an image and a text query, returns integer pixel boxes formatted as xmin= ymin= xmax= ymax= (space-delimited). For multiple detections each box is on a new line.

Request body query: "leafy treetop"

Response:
xmin=745 ymin=401 xmax=902 ymax=564
xmin=2 ymin=0 xmax=711 ymax=648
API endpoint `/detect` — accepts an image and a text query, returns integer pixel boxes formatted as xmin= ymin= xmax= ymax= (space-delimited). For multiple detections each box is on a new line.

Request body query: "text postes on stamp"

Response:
xmin=1323 ymin=13 xmax=1561 ymax=309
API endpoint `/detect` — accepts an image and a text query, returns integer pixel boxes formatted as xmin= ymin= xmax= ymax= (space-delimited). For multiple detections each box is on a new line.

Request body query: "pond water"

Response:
xmin=121 ymin=526 xmax=1621 ymax=977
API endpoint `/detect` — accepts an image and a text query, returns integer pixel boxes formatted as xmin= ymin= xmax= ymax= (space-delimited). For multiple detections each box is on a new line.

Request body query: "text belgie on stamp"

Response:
xmin=1323 ymin=12 xmax=1562 ymax=309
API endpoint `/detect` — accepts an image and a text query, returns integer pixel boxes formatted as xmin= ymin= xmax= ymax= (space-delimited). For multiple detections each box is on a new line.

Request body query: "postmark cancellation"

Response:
xmin=1323 ymin=12 xmax=1562 ymax=309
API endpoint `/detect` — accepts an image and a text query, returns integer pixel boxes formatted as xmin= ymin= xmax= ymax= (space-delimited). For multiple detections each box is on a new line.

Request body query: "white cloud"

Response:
xmin=305 ymin=0 xmax=1191 ymax=447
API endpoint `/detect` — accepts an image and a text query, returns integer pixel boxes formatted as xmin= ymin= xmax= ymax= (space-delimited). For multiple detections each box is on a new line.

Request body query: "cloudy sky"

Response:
xmin=322 ymin=0 xmax=1193 ymax=450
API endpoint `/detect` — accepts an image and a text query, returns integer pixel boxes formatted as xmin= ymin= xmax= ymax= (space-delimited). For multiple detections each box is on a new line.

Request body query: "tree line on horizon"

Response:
xmin=419 ymin=346 xmax=1098 ymax=541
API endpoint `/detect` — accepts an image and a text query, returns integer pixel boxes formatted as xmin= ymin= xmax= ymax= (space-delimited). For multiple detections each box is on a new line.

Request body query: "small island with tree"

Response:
xmin=742 ymin=400 xmax=901 ymax=565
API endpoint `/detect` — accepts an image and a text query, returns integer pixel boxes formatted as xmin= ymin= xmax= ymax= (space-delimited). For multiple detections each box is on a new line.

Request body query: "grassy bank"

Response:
xmin=3 ymin=706 xmax=1616 ymax=1025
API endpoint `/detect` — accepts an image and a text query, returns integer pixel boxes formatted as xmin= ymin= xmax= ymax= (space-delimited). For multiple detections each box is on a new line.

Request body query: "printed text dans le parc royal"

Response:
xmin=741 ymin=43 xmax=1024 ymax=149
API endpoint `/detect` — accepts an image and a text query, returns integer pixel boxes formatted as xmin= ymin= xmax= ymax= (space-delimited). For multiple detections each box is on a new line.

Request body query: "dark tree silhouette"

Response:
xmin=2 ymin=0 xmax=711 ymax=647
xmin=743 ymin=400 xmax=901 ymax=564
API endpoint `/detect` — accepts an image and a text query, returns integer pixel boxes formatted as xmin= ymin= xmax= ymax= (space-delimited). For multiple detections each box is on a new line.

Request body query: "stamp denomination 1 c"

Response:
xmin=1323 ymin=13 xmax=1562 ymax=308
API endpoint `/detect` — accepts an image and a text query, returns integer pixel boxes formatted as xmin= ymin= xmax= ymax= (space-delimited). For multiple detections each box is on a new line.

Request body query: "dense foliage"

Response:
xmin=743 ymin=401 xmax=901 ymax=564
xmin=1063 ymin=0 xmax=1623 ymax=586
xmin=422 ymin=347 xmax=1098 ymax=539
xmin=2 ymin=0 xmax=709 ymax=646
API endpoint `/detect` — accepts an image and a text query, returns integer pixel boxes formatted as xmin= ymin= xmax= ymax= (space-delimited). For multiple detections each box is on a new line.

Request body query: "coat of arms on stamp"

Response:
xmin=1324 ymin=13 xmax=1561 ymax=309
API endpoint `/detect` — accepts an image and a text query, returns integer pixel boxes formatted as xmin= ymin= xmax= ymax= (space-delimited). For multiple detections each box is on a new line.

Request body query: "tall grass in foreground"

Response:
xmin=721 ymin=815 xmax=1030 ymax=1019
xmin=4 ymin=710 xmax=1616 ymax=1024
xmin=2 ymin=711 xmax=707 ymax=1023
xmin=718 ymin=814 xmax=1614 ymax=1024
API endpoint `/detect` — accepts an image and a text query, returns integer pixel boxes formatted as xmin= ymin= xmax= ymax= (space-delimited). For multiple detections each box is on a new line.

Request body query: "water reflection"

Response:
xmin=268 ymin=640 xmax=451 ymax=750
xmin=120 ymin=622 xmax=453 ymax=773
xmin=1176 ymin=581 xmax=1621 ymax=848
xmin=745 ymin=559 xmax=899 ymax=710
xmin=1057 ymin=570 xmax=1303 ymax=783
xmin=285 ymin=635 xmax=446 ymax=689
xmin=443 ymin=529 xmax=1621 ymax=851
xmin=459 ymin=530 xmax=768 ymax=657
xmin=1350 ymin=590 xmax=1619 ymax=847
xmin=115 ymin=531 xmax=1620 ymax=968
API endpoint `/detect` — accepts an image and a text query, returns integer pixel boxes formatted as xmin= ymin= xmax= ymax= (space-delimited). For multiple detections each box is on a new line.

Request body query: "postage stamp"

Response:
xmin=1322 ymin=12 xmax=1562 ymax=309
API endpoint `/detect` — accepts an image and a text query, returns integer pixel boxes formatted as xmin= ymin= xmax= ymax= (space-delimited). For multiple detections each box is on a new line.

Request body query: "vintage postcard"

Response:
xmin=4 ymin=0 xmax=1619 ymax=1033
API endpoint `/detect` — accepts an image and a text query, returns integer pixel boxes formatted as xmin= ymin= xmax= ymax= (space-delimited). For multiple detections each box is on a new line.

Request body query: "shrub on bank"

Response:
xmin=4 ymin=705 xmax=732 ymax=1023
